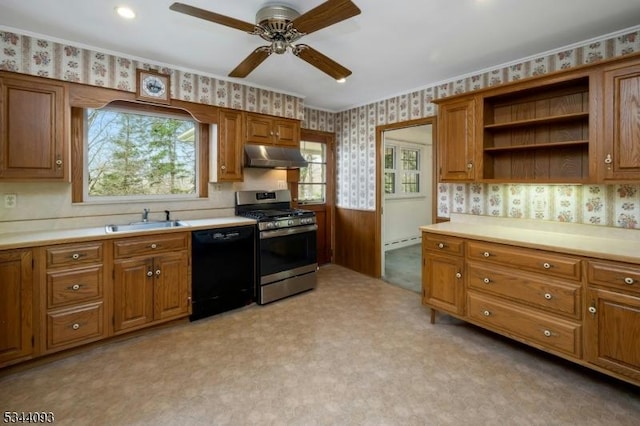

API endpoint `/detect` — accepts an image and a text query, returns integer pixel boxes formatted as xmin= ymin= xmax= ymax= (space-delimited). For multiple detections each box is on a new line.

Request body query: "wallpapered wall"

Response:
xmin=302 ymin=27 xmax=640 ymax=230
xmin=0 ymin=31 xmax=304 ymax=119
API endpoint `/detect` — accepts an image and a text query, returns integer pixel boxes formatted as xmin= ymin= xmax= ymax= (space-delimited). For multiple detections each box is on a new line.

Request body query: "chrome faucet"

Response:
xmin=142 ymin=208 xmax=150 ymax=222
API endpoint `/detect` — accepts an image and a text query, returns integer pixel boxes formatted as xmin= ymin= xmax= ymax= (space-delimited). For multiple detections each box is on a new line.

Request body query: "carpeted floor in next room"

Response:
xmin=1 ymin=264 xmax=639 ymax=425
xmin=384 ymin=243 xmax=422 ymax=293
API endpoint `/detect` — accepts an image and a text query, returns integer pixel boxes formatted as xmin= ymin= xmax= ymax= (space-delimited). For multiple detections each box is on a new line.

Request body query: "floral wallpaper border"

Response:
xmin=0 ymin=31 xmax=304 ymax=119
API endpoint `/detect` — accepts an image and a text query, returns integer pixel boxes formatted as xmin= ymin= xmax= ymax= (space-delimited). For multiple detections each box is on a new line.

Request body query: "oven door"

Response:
xmin=259 ymin=224 xmax=318 ymax=284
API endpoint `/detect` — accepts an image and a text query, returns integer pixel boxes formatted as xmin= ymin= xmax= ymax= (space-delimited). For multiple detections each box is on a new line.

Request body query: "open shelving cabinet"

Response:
xmin=481 ymin=77 xmax=590 ymax=182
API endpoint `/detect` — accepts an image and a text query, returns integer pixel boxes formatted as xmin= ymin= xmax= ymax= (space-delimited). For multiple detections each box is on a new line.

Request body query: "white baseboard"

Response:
xmin=384 ymin=235 xmax=421 ymax=251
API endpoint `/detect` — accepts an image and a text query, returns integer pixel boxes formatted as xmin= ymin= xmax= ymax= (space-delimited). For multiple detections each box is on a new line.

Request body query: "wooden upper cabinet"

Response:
xmin=436 ymin=96 xmax=476 ymax=181
xmin=215 ymin=108 xmax=244 ymax=182
xmin=600 ymin=58 xmax=640 ymax=181
xmin=0 ymin=72 xmax=68 ymax=180
xmin=245 ymin=112 xmax=300 ymax=147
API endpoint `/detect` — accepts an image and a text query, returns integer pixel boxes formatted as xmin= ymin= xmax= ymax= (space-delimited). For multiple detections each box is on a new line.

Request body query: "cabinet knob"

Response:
xmin=604 ymin=154 xmax=612 ymax=164
xmin=466 ymin=162 xmax=473 ymax=169
xmin=483 ymin=310 xmax=491 ymax=317
xmin=483 ymin=251 xmax=490 ymax=258
xmin=455 ymin=272 xmax=462 ymax=279
xmin=221 ymin=165 xmax=226 ymax=170
xmin=147 ymin=270 xmax=153 ymax=277
xmin=270 ymin=131 xmax=274 ymax=136
xmin=155 ymin=269 xmax=161 ymax=276
xmin=71 ymin=253 xmax=80 ymax=260
xmin=56 ymin=159 xmax=63 ymax=166
xmin=542 ymin=262 xmax=551 ymax=269
xmin=483 ymin=278 xmax=490 ymax=284
xmin=71 ymin=284 xmax=81 ymax=291
xmin=437 ymin=243 xmax=445 ymax=249
xmin=544 ymin=293 xmax=552 ymax=300
xmin=543 ymin=330 xmax=552 ymax=337
xmin=72 ymin=323 xmax=80 ymax=330
xmin=624 ymin=277 xmax=635 ymax=285
xmin=588 ymin=306 xmax=597 ymax=315
xmin=150 ymin=243 xmax=157 ymax=249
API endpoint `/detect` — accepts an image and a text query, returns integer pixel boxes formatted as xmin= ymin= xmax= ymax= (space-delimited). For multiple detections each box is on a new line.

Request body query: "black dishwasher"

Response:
xmin=190 ymin=225 xmax=256 ymax=321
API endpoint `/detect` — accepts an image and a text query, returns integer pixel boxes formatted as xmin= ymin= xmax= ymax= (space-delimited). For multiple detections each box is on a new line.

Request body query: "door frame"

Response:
xmin=375 ymin=116 xmax=437 ymax=277
xmin=288 ymin=128 xmax=335 ymax=264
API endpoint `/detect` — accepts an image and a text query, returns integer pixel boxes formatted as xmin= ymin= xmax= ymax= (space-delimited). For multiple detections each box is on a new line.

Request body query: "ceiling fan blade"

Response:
xmin=169 ymin=2 xmax=257 ymax=33
xmin=229 ymin=47 xmax=272 ymax=78
xmin=293 ymin=44 xmax=352 ymax=80
xmin=292 ymin=0 xmax=361 ymax=35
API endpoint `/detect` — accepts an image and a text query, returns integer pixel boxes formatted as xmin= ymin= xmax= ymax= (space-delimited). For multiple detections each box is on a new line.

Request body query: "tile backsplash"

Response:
xmin=438 ymin=183 xmax=640 ymax=229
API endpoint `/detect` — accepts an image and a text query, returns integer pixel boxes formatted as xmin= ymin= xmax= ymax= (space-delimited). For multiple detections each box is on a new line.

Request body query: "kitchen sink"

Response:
xmin=105 ymin=220 xmax=189 ymax=233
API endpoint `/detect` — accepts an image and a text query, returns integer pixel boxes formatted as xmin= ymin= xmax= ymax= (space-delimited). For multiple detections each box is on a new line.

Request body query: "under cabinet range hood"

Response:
xmin=244 ymin=144 xmax=308 ymax=169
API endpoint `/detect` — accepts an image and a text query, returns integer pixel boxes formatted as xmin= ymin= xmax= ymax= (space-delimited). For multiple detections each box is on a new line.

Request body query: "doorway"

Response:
xmin=377 ymin=118 xmax=435 ymax=292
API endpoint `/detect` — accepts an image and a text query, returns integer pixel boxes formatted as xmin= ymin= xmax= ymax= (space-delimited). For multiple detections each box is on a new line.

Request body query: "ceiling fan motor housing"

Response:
xmin=255 ymin=5 xmax=300 ymax=33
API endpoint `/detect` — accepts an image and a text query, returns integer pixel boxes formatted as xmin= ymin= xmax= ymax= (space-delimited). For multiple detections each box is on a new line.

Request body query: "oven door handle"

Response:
xmin=260 ymin=224 xmax=318 ymax=239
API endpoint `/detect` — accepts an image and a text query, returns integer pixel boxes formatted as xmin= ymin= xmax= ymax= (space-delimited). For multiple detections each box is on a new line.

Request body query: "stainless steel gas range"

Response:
xmin=235 ymin=189 xmax=318 ymax=304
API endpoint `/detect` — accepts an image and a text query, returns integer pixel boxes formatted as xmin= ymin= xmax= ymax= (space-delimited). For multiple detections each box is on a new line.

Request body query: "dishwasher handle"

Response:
xmin=193 ymin=227 xmax=254 ymax=244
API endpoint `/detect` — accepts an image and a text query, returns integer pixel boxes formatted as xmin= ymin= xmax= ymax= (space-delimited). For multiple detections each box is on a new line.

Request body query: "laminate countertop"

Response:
xmin=0 ymin=217 xmax=257 ymax=250
xmin=420 ymin=214 xmax=640 ymax=264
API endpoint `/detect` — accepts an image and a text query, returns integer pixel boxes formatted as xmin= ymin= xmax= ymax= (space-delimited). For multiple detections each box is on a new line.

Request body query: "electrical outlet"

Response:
xmin=4 ymin=193 xmax=17 ymax=208
xmin=212 ymin=183 xmax=222 ymax=192
xmin=277 ymin=180 xmax=287 ymax=189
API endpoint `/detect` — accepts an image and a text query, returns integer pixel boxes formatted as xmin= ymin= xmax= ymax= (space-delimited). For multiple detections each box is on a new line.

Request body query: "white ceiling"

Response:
xmin=2 ymin=0 xmax=640 ymax=112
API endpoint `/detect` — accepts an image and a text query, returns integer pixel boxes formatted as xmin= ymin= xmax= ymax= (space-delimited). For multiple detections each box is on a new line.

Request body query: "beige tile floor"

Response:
xmin=1 ymin=264 xmax=639 ymax=425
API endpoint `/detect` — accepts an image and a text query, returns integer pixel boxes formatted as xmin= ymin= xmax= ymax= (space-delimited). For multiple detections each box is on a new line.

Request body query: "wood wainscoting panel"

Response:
xmin=334 ymin=207 xmax=379 ymax=277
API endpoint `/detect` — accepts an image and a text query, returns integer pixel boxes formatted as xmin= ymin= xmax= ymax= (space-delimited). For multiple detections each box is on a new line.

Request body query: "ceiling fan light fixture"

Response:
xmin=336 ymin=77 xmax=347 ymax=83
xmin=115 ymin=6 xmax=136 ymax=19
xmin=272 ymin=39 xmax=288 ymax=55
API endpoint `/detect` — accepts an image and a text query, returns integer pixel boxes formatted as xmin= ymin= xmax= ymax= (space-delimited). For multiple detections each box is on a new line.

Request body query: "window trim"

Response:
xmin=384 ymin=141 xmax=426 ymax=199
xmin=71 ymin=101 xmax=210 ymax=203
xmin=298 ymin=140 xmax=328 ymax=205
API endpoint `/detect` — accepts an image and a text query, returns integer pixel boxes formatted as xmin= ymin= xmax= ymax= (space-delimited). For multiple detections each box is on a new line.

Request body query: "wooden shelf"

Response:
xmin=484 ymin=112 xmax=588 ymax=129
xmin=484 ymin=140 xmax=588 ymax=152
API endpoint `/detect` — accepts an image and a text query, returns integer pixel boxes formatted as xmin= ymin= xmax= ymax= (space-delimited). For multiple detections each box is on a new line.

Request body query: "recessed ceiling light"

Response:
xmin=336 ymin=78 xmax=346 ymax=84
xmin=116 ymin=6 xmax=136 ymax=19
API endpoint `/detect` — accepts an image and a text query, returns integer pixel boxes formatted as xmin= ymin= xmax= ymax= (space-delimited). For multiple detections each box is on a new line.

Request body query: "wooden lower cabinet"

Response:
xmin=113 ymin=248 xmax=189 ymax=333
xmin=0 ymin=249 xmax=33 ymax=367
xmin=422 ymin=230 xmax=640 ymax=387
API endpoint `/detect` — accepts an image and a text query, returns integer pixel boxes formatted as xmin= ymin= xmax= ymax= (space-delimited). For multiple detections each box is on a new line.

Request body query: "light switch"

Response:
xmin=4 ymin=193 xmax=17 ymax=208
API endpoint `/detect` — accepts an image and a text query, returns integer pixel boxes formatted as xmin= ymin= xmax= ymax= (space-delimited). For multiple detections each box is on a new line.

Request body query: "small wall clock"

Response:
xmin=136 ymin=69 xmax=171 ymax=104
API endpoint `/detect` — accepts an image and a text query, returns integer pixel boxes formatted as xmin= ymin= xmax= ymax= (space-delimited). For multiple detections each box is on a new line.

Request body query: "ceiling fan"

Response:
xmin=169 ymin=1 xmax=361 ymax=81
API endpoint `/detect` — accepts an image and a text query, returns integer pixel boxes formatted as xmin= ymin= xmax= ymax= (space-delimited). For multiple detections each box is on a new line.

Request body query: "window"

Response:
xmin=384 ymin=143 xmax=422 ymax=197
xmin=84 ymin=106 xmax=198 ymax=201
xmin=298 ymin=140 xmax=326 ymax=204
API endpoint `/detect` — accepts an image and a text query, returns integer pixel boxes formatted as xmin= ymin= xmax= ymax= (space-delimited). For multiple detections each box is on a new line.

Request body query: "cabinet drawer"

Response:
xmin=468 ymin=292 xmax=581 ymax=357
xmin=587 ymin=260 xmax=640 ymax=294
xmin=423 ymin=233 xmax=464 ymax=256
xmin=467 ymin=241 xmax=581 ymax=281
xmin=113 ymin=232 xmax=189 ymax=258
xmin=46 ymin=266 xmax=103 ymax=309
xmin=46 ymin=303 xmax=104 ymax=349
xmin=46 ymin=243 xmax=103 ymax=267
xmin=468 ymin=263 xmax=581 ymax=318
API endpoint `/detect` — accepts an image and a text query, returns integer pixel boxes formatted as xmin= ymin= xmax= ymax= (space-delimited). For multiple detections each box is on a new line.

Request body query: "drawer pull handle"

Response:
xmin=70 ymin=284 xmax=81 ymax=291
xmin=483 ymin=278 xmax=490 ymax=284
xmin=147 ymin=270 xmax=153 ymax=277
xmin=483 ymin=310 xmax=491 ymax=317
xmin=437 ymin=243 xmax=446 ymax=249
xmin=71 ymin=253 xmax=81 ymax=260
xmin=155 ymin=269 xmax=161 ymax=276
xmin=483 ymin=251 xmax=490 ymax=258
xmin=543 ymin=330 xmax=552 ymax=337
xmin=455 ymin=272 xmax=462 ymax=279
xmin=542 ymin=262 xmax=551 ymax=269
xmin=150 ymin=243 xmax=157 ymax=249
xmin=624 ymin=277 xmax=635 ymax=285
xmin=72 ymin=323 xmax=80 ymax=330
xmin=544 ymin=293 xmax=552 ymax=300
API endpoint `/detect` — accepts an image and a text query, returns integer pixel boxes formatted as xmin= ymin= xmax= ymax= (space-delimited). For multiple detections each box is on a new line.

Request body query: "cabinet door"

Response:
xmin=601 ymin=61 xmax=640 ymax=180
xmin=0 ymin=249 xmax=33 ymax=366
xmin=153 ymin=251 xmax=190 ymax=321
xmin=584 ymin=288 xmax=640 ymax=382
xmin=423 ymin=253 xmax=465 ymax=315
xmin=273 ymin=119 xmax=300 ymax=147
xmin=245 ymin=113 xmax=274 ymax=145
xmin=437 ymin=97 xmax=476 ymax=181
xmin=0 ymin=73 xmax=67 ymax=180
xmin=113 ymin=257 xmax=154 ymax=332
xmin=217 ymin=109 xmax=243 ymax=181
